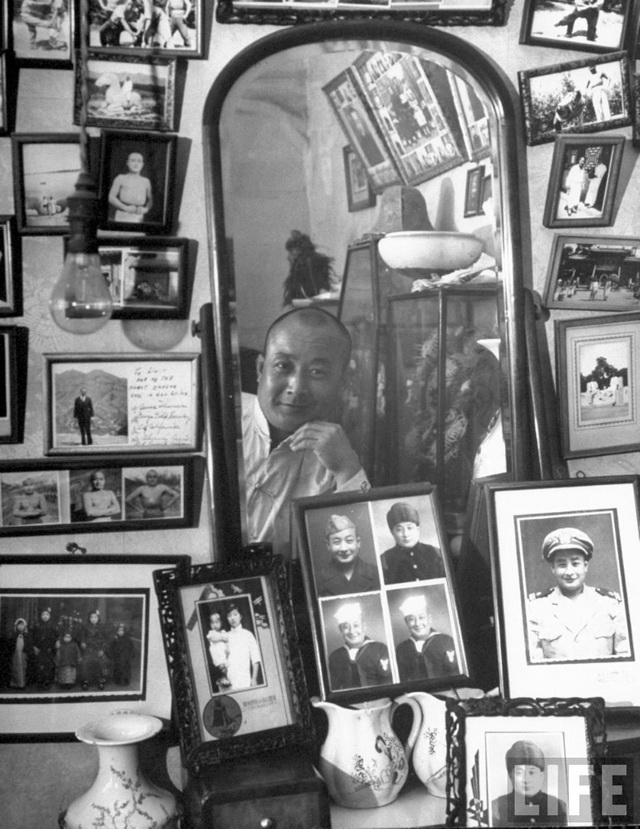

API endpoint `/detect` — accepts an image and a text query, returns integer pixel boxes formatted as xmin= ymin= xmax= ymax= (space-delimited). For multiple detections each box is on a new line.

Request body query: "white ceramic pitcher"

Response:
xmin=312 ymin=696 xmax=409 ymax=808
xmin=393 ymin=690 xmax=448 ymax=797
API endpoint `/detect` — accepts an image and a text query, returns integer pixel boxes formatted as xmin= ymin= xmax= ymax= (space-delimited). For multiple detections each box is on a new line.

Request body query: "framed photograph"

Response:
xmin=485 ymin=476 xmax=640 ymax=706
xmin=0 ymin=216 xmax=20 ymax=317
xmin=448 ymin=72 xmax=491 ymax=161
xmin=0 ymin=554 xmax=190 ymax=739
xmin=542 ymin=135 xmax=624 ymax=229
xmin=519 ymin=0 xmax=631 ymax=54
xmin=215 ymin=0 xmax=507 ymax=28
xmin=98 ymin=131 xmax=177 ymax=234
xmin=43 ymin=353 xmax=202 ymax=456
xmin=67 ymin=235 xmax=195 ymax=318
xmin=0 ymin=50 xmax=15 ymax=135
xmin=85 ymin=0 xmax=205 ymax=59
xmin=0 ymin=326 xmax=19 ymax=444
xmin=0 ymin=455 xmax=203 ymax=537
xmin=153 ymin=549 xmax=314 ymax=772
xmin=555 ymin=313 xmax=640 ymax=458
xmin=10 ymin=0 xmax=74 ymax=67
xmin=464 ymin=165 xmax=485 ymax=218
xmin=350 ymin=52 xmax=466 ymax=186
xmin=543 ymin=234 xmax=640 ymax=312
xmin=75 ymin=51 xmax=177 ymax=132
xmin=518 ymin=52 xmax=632 ymax=146
xmin=323 ymin=68 xmax=401 ymax=194
xmin=11 ymin=133 xmax=81 ymax=235
xmin=294 ymin=483 xmax=469 ymax=703
xmin=343 ymin=145 xmax=376 ymax=212
xmin=446 ymin=696 xmax=605 ymax=827
xmin=633 ymin=73 xmax=640 ymax=149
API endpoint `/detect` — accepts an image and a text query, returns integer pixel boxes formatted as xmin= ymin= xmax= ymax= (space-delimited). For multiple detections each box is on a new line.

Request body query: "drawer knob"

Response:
xmin=260 ymin=820 xmax=276 ymax=828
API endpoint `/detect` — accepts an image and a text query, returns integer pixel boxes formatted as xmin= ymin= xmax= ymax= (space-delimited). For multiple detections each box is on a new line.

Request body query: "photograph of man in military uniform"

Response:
xmin=517 ymin=512 xmax=632 ymax=664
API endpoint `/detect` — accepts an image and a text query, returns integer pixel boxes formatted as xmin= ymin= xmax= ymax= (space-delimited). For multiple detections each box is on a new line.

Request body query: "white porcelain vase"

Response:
xmin=63 ymin=712 xmax=179 ymax=829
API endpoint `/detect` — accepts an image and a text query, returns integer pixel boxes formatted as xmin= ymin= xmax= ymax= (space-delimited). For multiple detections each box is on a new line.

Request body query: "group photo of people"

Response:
xmin=301 ymin=491 xmax=466 ymax=693
xmin=0 ymin=593 xmax=145 ymax=696
xmin=88 ymin=0 xmax=197 ymax=51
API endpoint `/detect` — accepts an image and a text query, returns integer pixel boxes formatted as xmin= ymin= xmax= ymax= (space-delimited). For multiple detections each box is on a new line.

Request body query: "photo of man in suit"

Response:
xmin=74 ymin=386 xmax=94 ymax=445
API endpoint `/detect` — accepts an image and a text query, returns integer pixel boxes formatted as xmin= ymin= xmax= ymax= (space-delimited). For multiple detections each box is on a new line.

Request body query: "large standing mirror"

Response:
xmin=203 ymin=21 xmax=533 ymax=563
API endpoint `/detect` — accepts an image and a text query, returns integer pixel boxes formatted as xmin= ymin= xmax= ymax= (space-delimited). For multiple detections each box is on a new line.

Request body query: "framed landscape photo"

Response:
xmin=76 ymin=51 xmax=177 ymax=132
xmin=0 ymin=216 xmax=20 ymax=317
xmin=85 ymin=0 xmax=205 ymax=59
xmin=485 ymin=476 xmax=640 ymax=707
xmin=153 ymin=549 xmax=314 ymax=772
xmin=98 ymin=130 xmax=177 ymax=234
xmin=0 ymin=554 xmax=190 ymax=739
xmin=542 ymin=135 xmax=624 ymax=229
xmin=43 ymin=353 xmax=201 ymax=456
xmin=446 ymin=696 xmax=605 ymax=828
xmin=294 ymin=483 xmax=469 ymax=704
xmin=543 ymin=234 xmax=640 ymax=312
xmin=343 ymin=145 xmax=376 ymax=212
xmin=518 ymin=52 xmax=632 ymax=146
xmin=0 ymin=326 xmax=19 ymax=444
xmin=519 ymin=0 xmax=631 ymax=54
xmin=10 ymin=0 xmax=74 ymax=67
xmin=11 ymin=133 xmax=81 ymax=235
xmin=555 ymin=313 xmax=640 ymax=459
xmin=71 ymin=235 xmax=195 ymax=318
xmin=0 ymin=455 xmax=203 ymax=537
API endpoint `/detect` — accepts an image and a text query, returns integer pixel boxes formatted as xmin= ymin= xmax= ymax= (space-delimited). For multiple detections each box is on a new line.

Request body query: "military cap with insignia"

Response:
xmin=541 ymin=527 xmax=594 ymax=562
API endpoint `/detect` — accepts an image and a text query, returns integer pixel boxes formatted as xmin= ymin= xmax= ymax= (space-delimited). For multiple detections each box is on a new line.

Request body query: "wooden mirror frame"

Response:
xmin=202 ymin=20 xmax=533 ymax=555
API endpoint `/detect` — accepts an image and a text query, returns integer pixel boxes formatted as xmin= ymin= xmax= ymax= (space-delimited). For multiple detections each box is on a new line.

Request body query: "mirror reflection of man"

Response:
xmin=395 ymin=594 xmax=459 ymax=682
xmin=317 ymin=514 xmax=380 ymax=597
xmin=328 ymin=603 xmax=391 ymax=691
xmin=242 ymin=307 xmax=368 ymax=557
xmin=528 ymin=527 xmax=630 ymax=662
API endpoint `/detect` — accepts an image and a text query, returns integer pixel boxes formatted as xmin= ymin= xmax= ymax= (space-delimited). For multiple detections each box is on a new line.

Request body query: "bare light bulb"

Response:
xmin=49 ymin=170 xmax=113 ymax=334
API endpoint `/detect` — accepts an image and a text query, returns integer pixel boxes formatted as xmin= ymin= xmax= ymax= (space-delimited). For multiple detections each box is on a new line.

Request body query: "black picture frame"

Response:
xmin=43 ymin=352 xmax=202 ymax=456
xmin=0 ymin=50 xmax=16 ymax=135
xmin=64 ymin=235 xmax=196 ymax=319
xmin=519 ymin=0 xmax=631 ymax=54
xmin=555 ymin=313 xmax=640 ymax=459
xmin=10 ymin=0 xmax=74 ymax=68
xmin=97 ymin=131 xmax=178 ymax=234
xmin=445 ymin=696 xmax=606 ymax=827
xmin=83 ymin=0 xmax=205 ymax=59
xmin=0 ymin=216 xmax=21 ymax=317
xmin=11 ymin=133 xmax=81 ymax=236
xmin=0 ymin=325 xmax=19 ymax=444
xmin=215 ymin=0 xmax=508 ymax=27
xmin=0 ymin=554 xmax=191 ymax=740
xmin=464 ymin=165 xmax=485 ymax=218
xmin=75 ymin=51 xmax=178 ymax=132
xmin=342 ymin=145 xmax=376 ymax=212
xmin=485 ymin=476 xmax=640 ymax=706
xmin=518 ymin=52 xmax=632 ymax=146
xmin=0 ymin=455 xmax=204 ymax=537
xmin=153 ymin=548 xmax=314 ymax=773
xmin=542 ymin=234 xmax=640 ymax=313
xmin=294 ymin=482 xmax=470 ymax=704
xmin=542 ymin=135 xmax=624 ymax=229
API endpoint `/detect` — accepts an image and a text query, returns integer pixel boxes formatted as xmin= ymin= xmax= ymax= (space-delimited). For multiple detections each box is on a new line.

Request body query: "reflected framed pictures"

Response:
xmin=543 ymin=234 xmax=640 ymax=313
xmin=464 ymin=165 xmax=485 ymax=218
xmin=85 ymin=0 xmax=205 ymax=59
xmin=0 ymin=217 xmax=20 ymax=317
xmin=485 ymin=476 xmax=640 ymax=706
xmin=518 ymin=52 xmax=632 ymax=146
xmin=0 ymin=554 xmax=190 ymax=740
xmin=446 ymin=696 xmax=606 ymax=828
xmin=294 ymin=483 xmax=469 ymax=703
xmin=43 ymin=352 xmax=201 ymax=456
xmin=10 ymin=0 xmax=74 ymax=67
xmin=555 ymin=313 xmax=640 ymax=458
xmin=542 ymin=135 xmax=624 ymax=229
xmin=97 ymin=130 xmax=177 ymax=234
xmin=11 ymin=133 xmax=81 ymax=235
xmin=519 ymin=0 xmax=631 ymax=54
xmin=343 ymin=145 xmax=376 ymax=212
xmin=0 ymin=326 xmax=19 ymax=444
xmin=75 ymin=51 xmax=177 ymax=132
xmin=215 ymin=0 xmax=508 ymax=27
xmin=69 ymin=236 xmax=195 ymax=318
xmin=153 ymin=549 xmax=314 ymax=772
xmin=0 ymin=455 xmax=204 ymax=537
